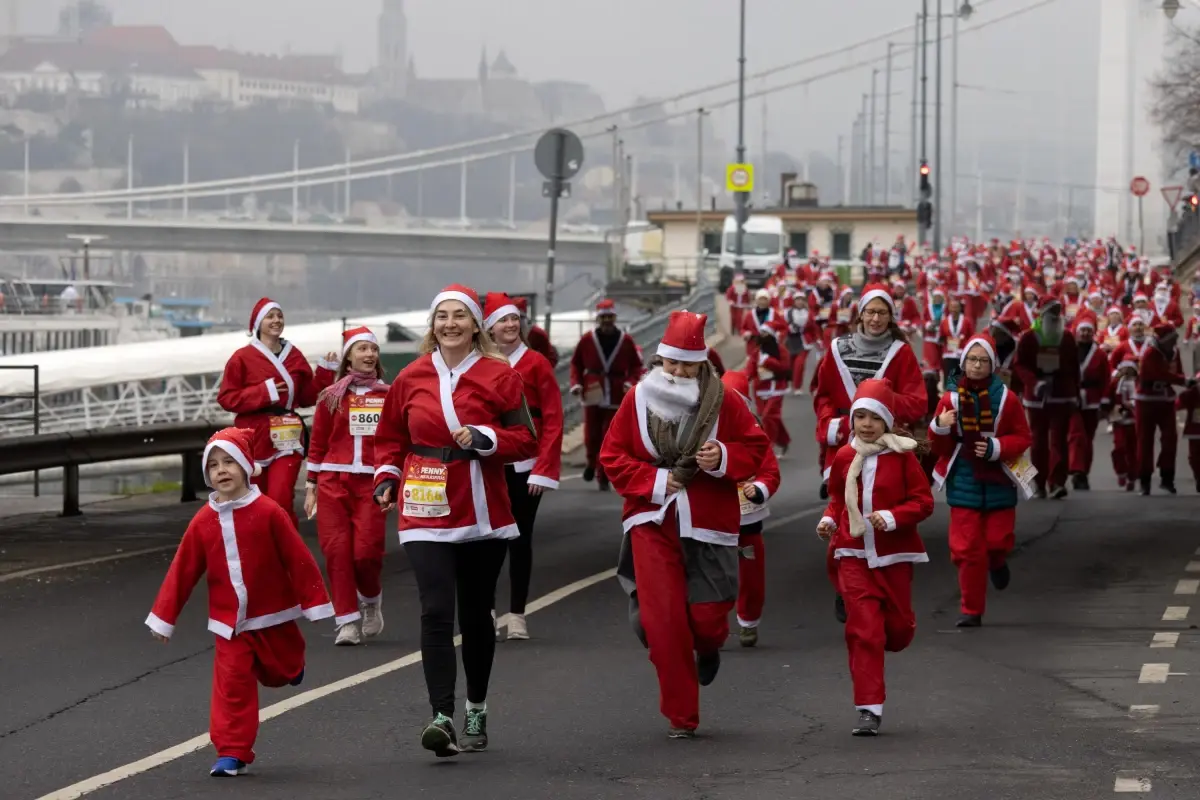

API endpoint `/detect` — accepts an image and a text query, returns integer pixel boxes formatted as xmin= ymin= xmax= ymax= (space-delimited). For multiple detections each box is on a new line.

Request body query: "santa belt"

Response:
xmin=410 ymin=445 xmax=480 ymax=462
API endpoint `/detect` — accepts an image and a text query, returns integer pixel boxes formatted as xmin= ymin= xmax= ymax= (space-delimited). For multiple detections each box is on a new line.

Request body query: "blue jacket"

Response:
xmin=943 ymin=373 xmax=1018 ymax=511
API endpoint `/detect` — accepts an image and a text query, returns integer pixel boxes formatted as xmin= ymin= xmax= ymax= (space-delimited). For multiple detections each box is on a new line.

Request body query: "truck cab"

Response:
xmin=718 ymin=214 xmax=784 ymax=290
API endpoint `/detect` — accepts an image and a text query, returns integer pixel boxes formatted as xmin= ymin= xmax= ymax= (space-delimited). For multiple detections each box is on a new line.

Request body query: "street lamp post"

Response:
xmin=950 ymin=1 xmax=973 ymax=243
xmin=734 ymin=0 xmax=747 ymax=273
xmin=934 ymin=0 xmax=943 ymax=253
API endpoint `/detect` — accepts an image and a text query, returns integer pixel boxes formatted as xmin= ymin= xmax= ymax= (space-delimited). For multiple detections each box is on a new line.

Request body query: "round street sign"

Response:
xmin=534 ymin=128 xmax=584 ymax=181
xmin=1130 ymin=176 xmax=1151 ymax=197
xmin=726 ymin=163 xmax=754 ymax=193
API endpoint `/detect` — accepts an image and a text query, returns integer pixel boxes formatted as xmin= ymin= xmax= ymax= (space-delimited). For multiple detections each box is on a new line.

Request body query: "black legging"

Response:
xmin=404 ymin=539 xmax=508 ymax=716
xmin=502 ymin=466 xmax=543 ymax=615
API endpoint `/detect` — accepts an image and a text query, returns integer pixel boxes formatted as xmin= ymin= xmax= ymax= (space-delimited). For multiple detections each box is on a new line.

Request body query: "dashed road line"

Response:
xmin=1128 ymin=705 xmax=1160 ymax=718
xmin=1114 ymin=774 xmax=1152 ymax=792
xmin=1150 ymin=632 xmax=1180 ymax=648
xmin=0 ymin=546 xmax=178 ymax=585
xmin=1138 ymin=664 xmax=1170 ymax=684
xmin=1174 ymin=579 xmax=1199 ymax=595
xmin=1163 ymin=606 xmax=1190 ymax=621
xmin=1185 ymin=561 xmax=1200 ymax=573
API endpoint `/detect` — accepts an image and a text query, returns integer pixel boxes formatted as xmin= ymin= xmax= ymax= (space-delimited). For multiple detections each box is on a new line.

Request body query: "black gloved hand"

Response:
xmin=744 ymin=485 xmax=764 ymax=505
xmin=374 ymin=479 xmax=398 ymax=504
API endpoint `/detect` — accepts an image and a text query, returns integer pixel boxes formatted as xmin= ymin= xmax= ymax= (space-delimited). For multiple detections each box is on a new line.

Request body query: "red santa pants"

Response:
xmin=1135 ymin=400 xmax=1178 ymax=478
xmin=253 ymin=453 xmax=303 ymax=528
xmin=948 ymin=506 xmax=1015 ymax=616
xmin=736 ymin=529 xmax=765 ymax=628
xmin=1028 ymin=404 xmax=1073 ymax=490
xmin=1188 ymin=439 xmax=1200 ymax=484
xmin=729 ymin=307 xmax=746 ymax=336
xmin=922 ymin=340 xmax=943 ymax=373
xmin=790 ymin=348 xmax=810 ymax=389
xmin=1067 ymin=408 xmax=1100 ymax=476
xmin=584 ymin=406 xmax=618 ymax=477
xmin=837 ymin=558 xmax=915 ymax=709
xmin=316 ymin=472 xmax=386 ymax=624
xmin=211 ymin=621 xmax=306 ymax=764
xmin=1111 ymin=423 xmax=1138 ymax=481
xmin=630 ymin=518 xmax=732 ymax=730
xmin=759 ymin=395 xmax=790 ymax=449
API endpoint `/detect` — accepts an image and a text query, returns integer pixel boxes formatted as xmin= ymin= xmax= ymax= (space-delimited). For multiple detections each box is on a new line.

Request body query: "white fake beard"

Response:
xmin=640 ymin=367 xmax=700 ymax=423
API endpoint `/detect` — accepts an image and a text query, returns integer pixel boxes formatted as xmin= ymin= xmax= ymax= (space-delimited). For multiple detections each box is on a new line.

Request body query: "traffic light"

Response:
xmin=917 ymin=201 xmax=933 ymax=227
xmin=1190 ymin=194 xmax=1199 ymax=212
xmin=919 ymin=161 xmax=932 ymax=200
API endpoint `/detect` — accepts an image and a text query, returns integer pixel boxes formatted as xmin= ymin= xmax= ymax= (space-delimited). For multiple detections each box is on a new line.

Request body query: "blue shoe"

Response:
xmin=289 ymin=668 xmax=304 ymax=686
xmin=210 ymin=757 xmax=247 ymax=777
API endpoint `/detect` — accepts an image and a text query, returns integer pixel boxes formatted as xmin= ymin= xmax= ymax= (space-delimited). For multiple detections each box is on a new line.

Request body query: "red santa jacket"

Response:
xmin=1100 ymin=323 xmax=1128 ymax=352
xmin=217 ymin=340 xmax=336 ymax=466
xmin=1103 ymin=373 xmax=1137 ymax=426
xmin=598 ymin=381 xmax=770 ymax=546
xmin=1186 ymin=317 xmax=1200 ymax=343
xmin=1136 ymin=345 xmax=1186 ymax=403
xmin=1109 ymin=337 xmax=1148 ymax=371
xmin=897 ymin=295 xmax=923 ymax=336
xmin=812 ymin=338 xmax=927 ymax=476
xmin=707 ymin=347 xmax=726 ymax=375
xmin=784 ymin=305 xmax=822 ymax=350
xmin=1151 ymin=297 xmax=1184 ymax=329
xmin=740 ymin=306 xmax=785 ymax=340
xmin=306 ymin=382 xmax=389 ymax=476
xmin=820 ymin=444 xmax=933 ymax=567
xmin=1060 ymin=291 xmax=1086 ymax=323
xmin=1176 ymin=381 xmax=1200 ymax=439
xmin=526 ymin=325 xmax=558 ymax=367
xmin=145 ymin=488 xmax=332 ymax=640
xmin=725 ymin=285 xmax=752 ymax=312
xmin=740 ymin=441 xmax=781 ymax=527
xmin=997 ymin=299 xmax=1036 ymax=332
xmin=508 ymin=343 xmax=564 ymax=489
xmin=745 ymin=339 xmax=791 ymax=398
xmin=938 ymin=313 xmax=975 ymax=359
xmin=373 ymin=350 xmax=538 ymax=544
xmin=1077 ymin=342 xmax=1109 ymax=410
xmin=569 ymin=328 xmax=643 ymax=409
xmin=928 ymin=382 xmax=1034 ymax=496
xmin=1012 ymin=330 xmax=1080 ymax=408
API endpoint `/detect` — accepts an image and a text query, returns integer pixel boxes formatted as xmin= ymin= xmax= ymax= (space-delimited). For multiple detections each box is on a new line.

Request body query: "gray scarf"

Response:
xmin=645 ymin=363 xmax=724 ymax=489
xmin=851 ymin=329 xmax=893 ymax=356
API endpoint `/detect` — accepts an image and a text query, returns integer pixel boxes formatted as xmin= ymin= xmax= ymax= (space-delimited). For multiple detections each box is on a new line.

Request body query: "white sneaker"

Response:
xmin=335 ymin=622 xmax=361 ymax=646
xmin=506 ymin=614 xmax=529 ymax=640
xmin=361 ymin=603 xmax=384 ymax=638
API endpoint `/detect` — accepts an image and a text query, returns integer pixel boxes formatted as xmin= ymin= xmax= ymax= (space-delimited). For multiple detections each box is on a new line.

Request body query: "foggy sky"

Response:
xmin=21 ymin=0 xmax=1199 ymax=191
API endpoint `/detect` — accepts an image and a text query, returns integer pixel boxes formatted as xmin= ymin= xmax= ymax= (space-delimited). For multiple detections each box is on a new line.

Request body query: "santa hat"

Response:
xmin=850 ymin=378 xmax=896 ymax=431
xmin=431 ymin=284 xmax=483 ymax=327
xmin=721 ymin=369 xmax=752 ymax=402
xmin=248 ymin=297 xmax=281 ymax=336
xmin=754 ymin=288 xmax=771 ymax=301
xmin=858 ymin=284 xmax=895 ymax=317
xmin=512 ymin=296 xmax=529 ymax=315
xmin=202 ymin=427 xmax=261 ymax=487
xmin=483 ymin=292 xmax=521 ymax=330
xmin=1106 ymin=305 xmax=1125 ymax=318
xmin=733 ymin=272 xmax=746 ymax=282
xmin=1127 ymin=314 xmax=1147 ymax=328
xmin=1072 ymin=311 xmax=1097 ymax=333
xmin=341 ymin=326 xmax=378 ymax=358
xmin=656 ymin=310 xmax=708 ymax=362
xmin=595 ymin=298 xmax=617 ymax=318
xmin=959 ymin=333 xmax=997 ymax=368
xmin=1038 ymin=296 xmax=1062 ymax=315
xmin=1133 ymin=293 xmax=1149 ymax=304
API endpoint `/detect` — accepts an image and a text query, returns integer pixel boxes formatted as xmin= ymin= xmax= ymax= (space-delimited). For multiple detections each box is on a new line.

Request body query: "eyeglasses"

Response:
xmin=860 ymin=309 xmax=891 ymax=319
xmin=964 ymin=356 xmax=991 ymax=366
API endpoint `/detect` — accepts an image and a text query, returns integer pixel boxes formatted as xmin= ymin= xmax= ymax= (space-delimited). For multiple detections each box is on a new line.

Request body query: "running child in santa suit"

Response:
xmin=928 ymin=334 xmax=1034 ymax=628
xmin=145 ymin=428 xmax=333 ymax=778
xmin=817 ymin=378 xmax=933 ymax=736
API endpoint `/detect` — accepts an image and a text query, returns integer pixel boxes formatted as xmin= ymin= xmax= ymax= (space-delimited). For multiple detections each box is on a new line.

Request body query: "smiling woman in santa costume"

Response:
xmin=304 ymin=326 xmax=390 ymax=647
xmin=217 ymin=298 xmax=337 ymax=526
xmin=372 ymin=284 xmax=537 ymax=758
xmin=145 ymin=427 xmax=333 ymax=778
xmin=602 ymin=310 xmax=770 ymax=739
xmin=817 ymin=378 xmax=933 ymax=736
xmin=483 ymin=292 xmax=564 ymax=642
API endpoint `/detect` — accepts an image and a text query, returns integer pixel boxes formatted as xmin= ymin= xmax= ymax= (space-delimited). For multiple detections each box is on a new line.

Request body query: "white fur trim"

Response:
xmin=342 ymin=331 xmax=378 ymax=358
xmin=984 ymin=435 xmax=1001 ymax=462
xmin=302 ymin=602 xmax=335 ymax=621
xmin=858 ymin=288 xmax=895 ymax=315
xmin=752 ymin=480 xmax=771 ymax=503
xmin=878 ymin=510 xmax=897 ymax=531
xmin=485 ymin=304 xmax=521 ymax=330
xmin=850 ymin=397 xmax=894 ymax=430
xmin=656 ymin=342 xmax=709 ymax=362
xmin=470 ymin=425 xmax=498 ymax=456
xmin=960 ymin=337 xmax=996 ymax=367
xmin=145 ymin=612 xmax=175 ymax=639
xmin=431 ymin=291 xmax=483 ymax=326
xmin=252 ymin=301 xmax=281 ymax=335
xmin=651 ymin=468 xmax=669 ymax=506
xmin=826 ymin=417 xmax=842 ymax=446
xmin=265 ymin=378 xmax=280 ymax=403
xmin=203 ymin=440 xmax=259 ymax=487
xmin=527 ymin=474 xmax=560 ymax=490
xmin=703 ymin=440 xmax=728 ymax=478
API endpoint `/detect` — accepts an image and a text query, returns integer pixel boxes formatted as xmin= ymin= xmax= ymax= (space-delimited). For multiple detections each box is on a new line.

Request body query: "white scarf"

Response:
xmin=845 ymin=434 xmax=919 ymax=539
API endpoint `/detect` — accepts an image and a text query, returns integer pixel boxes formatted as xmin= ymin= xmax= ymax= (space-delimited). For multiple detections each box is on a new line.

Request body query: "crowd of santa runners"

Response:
xmin=143 ymin=234 xmax=1198 ymax=775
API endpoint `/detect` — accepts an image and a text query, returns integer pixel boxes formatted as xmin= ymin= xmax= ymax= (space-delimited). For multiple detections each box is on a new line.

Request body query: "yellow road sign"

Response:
xmin=726 ymin=163 xmax=754 ymax=194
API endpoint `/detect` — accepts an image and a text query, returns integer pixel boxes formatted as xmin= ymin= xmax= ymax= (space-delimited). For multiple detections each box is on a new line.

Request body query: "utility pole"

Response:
xmin=837 ymin=134 xmax=845 ymax=205
xmin=860 ymin=95 xmax=869 ymax=206
xmin=609 ymin=125 xmax=620 ymax=274
xmin=182 ymin=141 xmax=190 ymax=220
xmin=292 ymin=139 xmax=300 ymax=224
xmin=884 ymin=42 xmax=894 ymax=205
xmin=695 ymin=109 xmax=706 ymax=259
xmin=949 ymin=2 xmax=960 ymax=242
xmin=910 ymin=13 xmax=920 ymax=203
xmin=459 ymin=159 xmax=467 ymax=222
xmin=343 ymin=146 xmax=352 ymax=218
xmin=22 ymin=137 xmax=29 ymax=216
xmin=126 ymin=134 xmax=133 ymax=221
xmin=734 ymin=0 xmax=747 ymax=273
xmin=850 ymin=116 xmax=860 ymax=204
xmin=869 ymin=69 xmax=878 ymax=205
xmin=919 ymin=1 xmax=929 ymax=247
xmin=934 ymin=0 xmax=944 ymax=252
xmin=508 ymin=152 xmax=517 ymax=227
xmin=761 ymin=76 xmax=769 ymax=206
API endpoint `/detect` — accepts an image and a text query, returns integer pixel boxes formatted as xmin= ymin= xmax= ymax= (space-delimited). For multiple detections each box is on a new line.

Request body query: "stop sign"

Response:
xmin=1131 ymin=176 xmax=1150 ymax=197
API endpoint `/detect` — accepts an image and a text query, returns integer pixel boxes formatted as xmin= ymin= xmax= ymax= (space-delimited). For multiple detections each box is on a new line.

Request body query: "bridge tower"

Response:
xmin=377 ymin=0 xmax=409 ymax=99
xmin=1094 ymin=0 xmax=1169 ymax=252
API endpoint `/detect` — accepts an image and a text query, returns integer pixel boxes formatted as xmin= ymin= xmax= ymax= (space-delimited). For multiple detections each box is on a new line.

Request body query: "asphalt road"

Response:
xmin=2 ymin=394 xmax=1199 ymax=800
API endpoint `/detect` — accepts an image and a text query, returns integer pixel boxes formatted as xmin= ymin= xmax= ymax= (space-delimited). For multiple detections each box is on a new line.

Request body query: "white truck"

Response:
xmin=718 ymin=214 xmax=785 ymax=290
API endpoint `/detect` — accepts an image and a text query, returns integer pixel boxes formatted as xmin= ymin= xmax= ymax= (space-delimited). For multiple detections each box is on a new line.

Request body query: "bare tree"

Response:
xmin=1150 ymin=25 xmax=1200 ymax=156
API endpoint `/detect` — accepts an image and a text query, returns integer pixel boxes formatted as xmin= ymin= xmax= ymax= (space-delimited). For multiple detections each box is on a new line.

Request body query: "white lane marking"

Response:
xmin=1175 ymin=579 xmax=1199 ymax=595
xmin=1114 ymin=775 xmax=1152 ymax=792
xmin=35 ymin=566 xmax=617 ymax=799
xmin=1129 ymin=705 xmax=1160 ymax=718
xmin=0 ymin=546 xmax=177 ymax=585
xmin=1186 ymin=561 xmax=1200 ymax=573
xmin=1138 ymin=664 xmax=1170 ymax=684
xmin=1150 ymin=632 xmax=1180 ymax=649
xmin=1163 ymin=606 xmax=1190 ymax=621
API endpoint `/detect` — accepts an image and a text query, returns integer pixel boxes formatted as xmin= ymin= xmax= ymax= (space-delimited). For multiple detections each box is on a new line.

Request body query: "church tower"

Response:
xmin=377 ymin=0 xmax=408 ymax=98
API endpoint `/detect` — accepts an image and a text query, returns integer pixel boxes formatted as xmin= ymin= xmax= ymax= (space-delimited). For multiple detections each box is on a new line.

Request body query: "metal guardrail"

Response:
xmin=0 ymin=420 xmax=221 ymax=516
xmin=0 ymin=364 xmax=40 ymax=494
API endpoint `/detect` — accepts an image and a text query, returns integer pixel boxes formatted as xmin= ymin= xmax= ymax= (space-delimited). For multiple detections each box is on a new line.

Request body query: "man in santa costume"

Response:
xmin=741 ymin=288 xmax=783 ymax=340
xmin=1151 ymin=283 xmax=1184 ymax=329
xmin=724 ymin=273 xmax=752 ymax=335
xmin=1110 ymin=315 xmax=1150 ymax=372
xmin=1067 ymin=313 xmax=1109 ymax=491
xmin=1012 ymin=298 xmax=1079 ymax=499
xmin=1136 ymin=324 xmax=1189 ymax=495
xmin=929 ymin=333 xmax=1034 ymax=627
xmin=146 ymin=427 xmax=332 ymax=777
xmin=569 ymin=299 xmax=643 ymax=491
xmin=602 ymin=310 xmax=769 ymax=738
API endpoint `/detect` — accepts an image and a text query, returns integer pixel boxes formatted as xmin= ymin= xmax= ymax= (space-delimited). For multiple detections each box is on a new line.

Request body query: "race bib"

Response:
xmin=739 ymin=483 xmax=760 ymax=516
xmin=836 ymin=308 xmax=852 ymax=324
xmin=1003 ymin=450 xmax=1039 ymax=497
xmin=581 ymin=382 xmax=604 ymax=407
xmin=945 ymin=336 xmax=960 ymax=353
xmin=1066 ymin=303 xmax=1079 ymax=318
xmin=757 ymin=368 xmax=773 ymax=381
xmin=1104 ymin=335 xmax=1121 ymax=350
xmin=402 ymin=456 xmax=450 ymax=518
xmin=1036 ymin=350 xmax=1060 ymax=373
xmin=268 ymin=414 xmax=303 ymax=452
xmin=348 ymin=395 xmax=384 ymax=437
